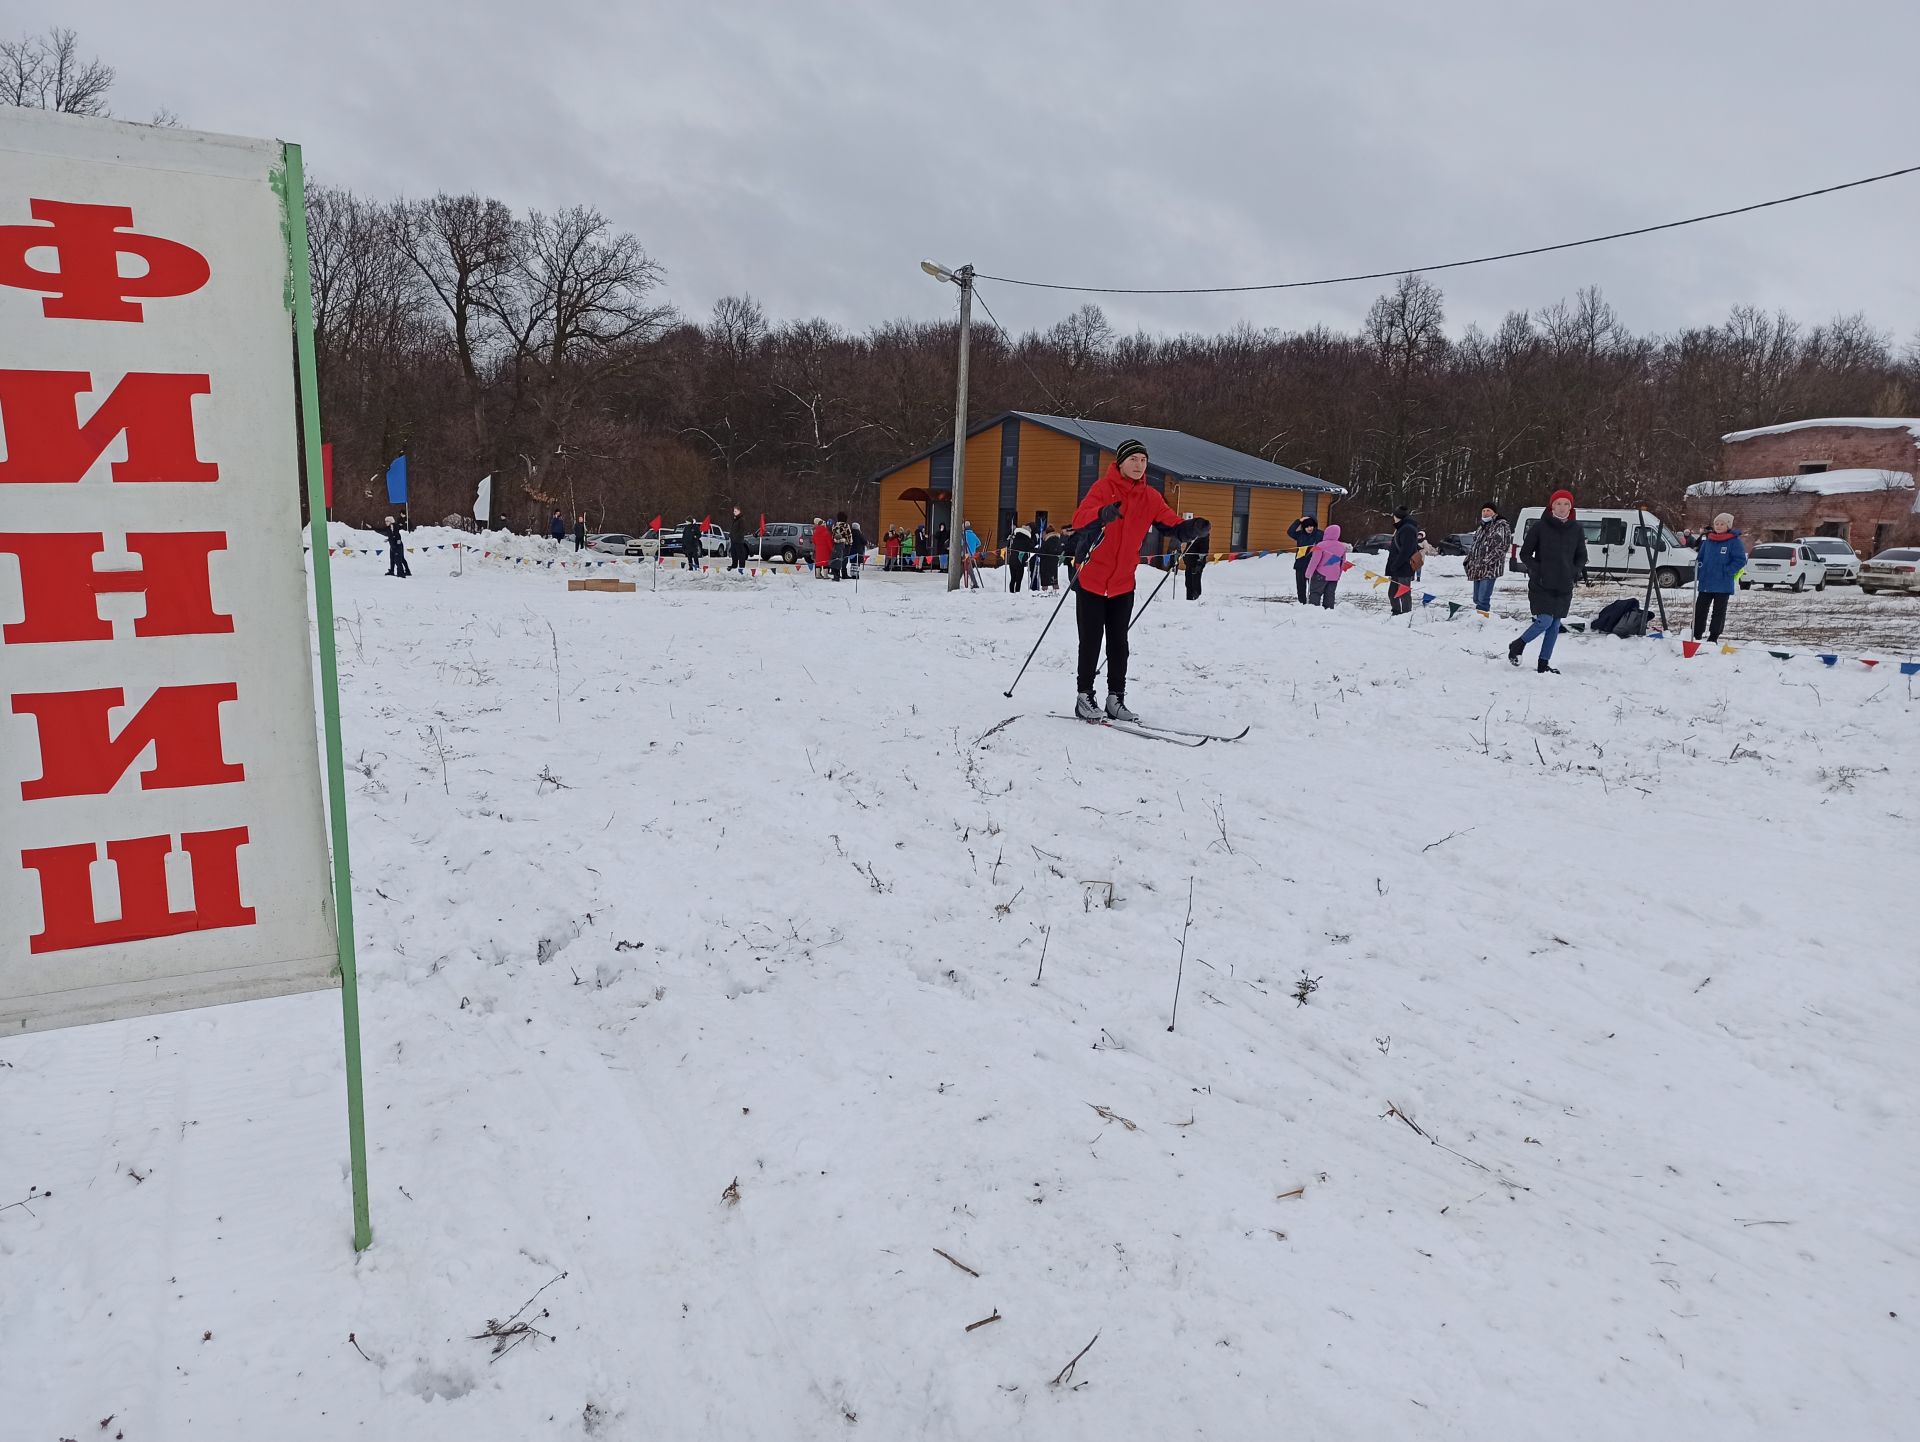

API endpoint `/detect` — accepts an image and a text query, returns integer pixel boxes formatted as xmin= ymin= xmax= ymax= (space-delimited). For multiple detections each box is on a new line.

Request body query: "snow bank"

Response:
xmin=1721 ymin=417 xmax=1920 ymax=444
xmin=5 ymin=555 xmax=1917 ymax=1440
xmin=1687 ymin=468 xmax=1916 ymax=498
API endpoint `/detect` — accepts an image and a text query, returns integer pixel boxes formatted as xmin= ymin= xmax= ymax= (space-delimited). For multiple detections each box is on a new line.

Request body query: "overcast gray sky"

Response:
xmin=53 ymin=0 xmax=1920 ymax=344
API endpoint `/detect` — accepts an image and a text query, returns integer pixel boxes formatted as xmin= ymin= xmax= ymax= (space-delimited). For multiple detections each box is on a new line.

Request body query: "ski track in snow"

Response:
xmin=3 ymin=526 xmax=1918 ymax=1440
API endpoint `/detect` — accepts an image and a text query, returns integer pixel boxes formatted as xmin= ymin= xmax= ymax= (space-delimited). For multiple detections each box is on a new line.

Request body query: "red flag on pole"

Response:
xmin=650 ymin=514 xmax=662 ymax=531
xmin=758 ymin=514 xmax=766 ymax=536
xmin=1681 ymin=640 xmax=1702 ymax=658
xmin=701 ymin=515 xmax=712 ymax=533
xmin=321 ymin=442 xmax=334 ymax=510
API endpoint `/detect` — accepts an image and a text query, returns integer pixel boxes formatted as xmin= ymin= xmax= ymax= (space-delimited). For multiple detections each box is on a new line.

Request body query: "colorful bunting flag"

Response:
xmin=1819 ymin=655 xmax=1838 ymax=667
xmin=1769 ymin=650 xmax=1791 ymax=660
xmin=1681 ymin=640 xmax=1702 ymax=658
xmin=1900 ymin=662 xmax=1920 ymax=676
xmin=1420 ymin=593 xmax=1436 ymax=606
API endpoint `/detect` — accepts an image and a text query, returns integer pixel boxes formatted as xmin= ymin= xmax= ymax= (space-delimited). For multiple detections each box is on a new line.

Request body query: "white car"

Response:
xmin=1797 ymin=537 xmax=1861 ymax=583
xmin=586 ymin=533 xmax=632 ymax=555
xmin=1859 ymin=548 xmax=1920 ymax=596
xmin=1739 ymin=543 xmax=1827 ymax=592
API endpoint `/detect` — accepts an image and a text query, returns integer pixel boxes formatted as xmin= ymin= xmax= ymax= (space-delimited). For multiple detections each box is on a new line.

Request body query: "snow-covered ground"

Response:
xmin=5 ymin=528 xmax=1918 ymax=1441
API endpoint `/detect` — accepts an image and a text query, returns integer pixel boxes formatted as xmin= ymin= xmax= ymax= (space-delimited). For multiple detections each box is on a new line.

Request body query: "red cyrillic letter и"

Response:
xmin=13 ymin=684 xmax=244 ymax=799
xmin=0 ymin=532 xmax=232 ymax=643
xmin=0 ymin=370 xmax=216 ymax=483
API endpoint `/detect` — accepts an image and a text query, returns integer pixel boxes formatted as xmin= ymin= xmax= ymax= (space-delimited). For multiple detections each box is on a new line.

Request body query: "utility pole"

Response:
xmin=923 ymin=260 xmax=974 ymax=593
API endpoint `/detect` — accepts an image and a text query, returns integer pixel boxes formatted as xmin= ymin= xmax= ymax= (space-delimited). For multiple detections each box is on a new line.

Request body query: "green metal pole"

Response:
xmin=282 ymin=141 xmax=373 ymax=1253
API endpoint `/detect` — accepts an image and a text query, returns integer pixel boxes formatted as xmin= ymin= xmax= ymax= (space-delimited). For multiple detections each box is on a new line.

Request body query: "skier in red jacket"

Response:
xmin=1068 ymin=438 xmax=1209 ymax=721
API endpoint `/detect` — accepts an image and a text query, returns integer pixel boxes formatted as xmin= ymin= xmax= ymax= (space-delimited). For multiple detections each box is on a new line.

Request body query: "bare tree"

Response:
xmin=0 ymin=27 xmax=115 ymax=115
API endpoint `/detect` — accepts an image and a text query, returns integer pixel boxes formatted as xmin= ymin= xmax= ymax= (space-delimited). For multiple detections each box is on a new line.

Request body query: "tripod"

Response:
xmin=1633 ymin=501 xmax=1671 ymax=632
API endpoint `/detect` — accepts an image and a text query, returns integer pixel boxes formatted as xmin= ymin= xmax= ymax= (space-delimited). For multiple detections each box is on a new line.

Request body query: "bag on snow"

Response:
xmin=1590 ymin=598 xmax=1649 ymax=637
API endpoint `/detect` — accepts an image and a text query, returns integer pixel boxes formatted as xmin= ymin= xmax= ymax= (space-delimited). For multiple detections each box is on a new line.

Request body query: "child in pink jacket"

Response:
xmin=1304 ymin=523 xmax=1350 ymax=608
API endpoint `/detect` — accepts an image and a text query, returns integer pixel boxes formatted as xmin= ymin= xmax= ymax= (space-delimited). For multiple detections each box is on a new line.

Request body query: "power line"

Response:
xmin=974 ymin=163 xmax=1920 ymax=296
xmin=967 ymin=281 xmax=1106 ymax=451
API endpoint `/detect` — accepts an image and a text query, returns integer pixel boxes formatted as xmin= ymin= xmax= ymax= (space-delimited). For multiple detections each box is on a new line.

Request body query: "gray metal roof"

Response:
xmin=1012 ymin=412 xmax=1345 ymax=495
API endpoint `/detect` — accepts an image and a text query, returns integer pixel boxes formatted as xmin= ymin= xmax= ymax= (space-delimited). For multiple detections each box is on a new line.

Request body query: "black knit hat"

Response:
xmin=1115 ymin=438 xmax=1148 ymax=466
xmin=1393 ymin=506 xmax=1411 ymax=522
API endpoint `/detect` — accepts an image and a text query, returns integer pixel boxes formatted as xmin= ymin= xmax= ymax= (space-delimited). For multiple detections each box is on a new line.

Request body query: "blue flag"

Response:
xmin=386 ymin=454 xmax=408 ymax=505
xmin=1901 ymin=662 xmax=1920 ymax=677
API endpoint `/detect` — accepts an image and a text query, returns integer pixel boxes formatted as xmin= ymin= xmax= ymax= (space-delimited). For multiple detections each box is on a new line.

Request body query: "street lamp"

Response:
xmin=922 ymin=259 xmax=974 ymax=592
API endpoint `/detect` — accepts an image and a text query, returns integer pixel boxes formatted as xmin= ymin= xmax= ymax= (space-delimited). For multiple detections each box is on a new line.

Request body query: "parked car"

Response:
xmin=1510 ymin=506 xmax=1694 ymax=586
xmin=586 ymin=533 xmax=631 ymax=555
xmin=636 ymin=523 xmax=729 ymax=558
xmin=1355 ymin=533 xmax=1393 ymax=554
xmin=1859 ymin=547 xmax=1920 ymax=595
xmin=1446 ymin=532 xmax=1479 ymax=555
xmin=752 ymin=522 xmax=816 ymax=564
xmin=1797 ymin=537 xmax=1861 ymax=583
xmin=1739 ymin=543 xmax=1827 ymax=592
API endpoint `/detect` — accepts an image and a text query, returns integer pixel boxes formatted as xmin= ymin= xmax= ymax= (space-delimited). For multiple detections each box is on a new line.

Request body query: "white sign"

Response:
xmin=0 ymin=110 xmax=337 ymax=1033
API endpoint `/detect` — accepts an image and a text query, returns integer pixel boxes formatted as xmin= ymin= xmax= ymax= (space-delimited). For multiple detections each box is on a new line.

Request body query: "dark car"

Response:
xmin=753 ymin=522 xmax=815 ymax=564
xmin=1355 ymin=533 xmax=1394 ymax=554
xmin=1443 ymin=532 xmax=1476 ymax=556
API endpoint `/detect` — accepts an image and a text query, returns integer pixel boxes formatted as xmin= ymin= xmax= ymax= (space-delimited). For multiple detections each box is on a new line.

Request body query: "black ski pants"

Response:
xmin=1293 ymin=554 xmax=1310 ymax=603
xmin=1009 ymin=560 xmax=1025 ymax=592
xmin=1388 ymin=575 xmax=1414 ymax=615
xmin=1075 ymin=586 xmax=1134 ymax=697
xmin=1693 ymin=591 xmax=1730 ymax=642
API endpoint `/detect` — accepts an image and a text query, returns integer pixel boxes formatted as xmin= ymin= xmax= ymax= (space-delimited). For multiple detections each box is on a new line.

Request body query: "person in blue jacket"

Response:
xmin=1685 ymin=511 xmax=1747 ymax=642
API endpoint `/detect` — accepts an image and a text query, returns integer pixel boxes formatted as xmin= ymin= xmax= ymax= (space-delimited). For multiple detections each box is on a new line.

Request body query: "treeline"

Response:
xmin=308 ymin=183 xmax=1920 ymax=536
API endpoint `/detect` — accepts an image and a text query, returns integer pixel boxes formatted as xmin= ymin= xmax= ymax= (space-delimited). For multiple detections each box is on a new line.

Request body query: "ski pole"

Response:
xmin=1002 ymin=582 xmax=1075 ymax=698
xmin=1129 ymin=534 xmax=1206 ymax=631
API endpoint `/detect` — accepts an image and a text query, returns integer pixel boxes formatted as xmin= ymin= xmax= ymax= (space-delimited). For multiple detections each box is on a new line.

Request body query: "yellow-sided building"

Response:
xmin=871 ymin=411 xmax=1344 ymax=559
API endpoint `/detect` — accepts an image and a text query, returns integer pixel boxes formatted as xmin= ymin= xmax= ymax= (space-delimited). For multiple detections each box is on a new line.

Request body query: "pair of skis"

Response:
xmin=1060 ymin=714 xmax=1250 ymax=747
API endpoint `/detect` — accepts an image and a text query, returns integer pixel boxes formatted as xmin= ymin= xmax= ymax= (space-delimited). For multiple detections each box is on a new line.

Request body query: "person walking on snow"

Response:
xmin=1685 ymin=512 xmax=1746 ymax=642
xmin=680 ymin=518 xmax=702 ymax=570
xmin=1463 ymin=502 xmax=1511 ymax=613
xmin=1007 ymin=524 xmax=1032 ymax=591
xmin=1303 ymin=522 xmax=1350 ymax=608
xmin=1287 ymin=513 xmax=1322 ymax=603
xmin=1068 ymin=438 xmax=1209 ymax=721
xmin=1181 ymin=514 xmax=1207 ymax=599
xmin=1509 ymin=489 xmax=1587 ymax=673
xmin=384 ymin=516 xmax=411 ymax=578
xmin=574 ymin=513 xmax=587 ymax=551
xmin=1384 ymin=506 xmax=1421 ymax=616
xmin=549 ymin=510 xmax=566 ymax=545
xmin=1038 ymin=526 xmax=1063 ymax=590
xmin=728 ymin=507 xmax=750 ymax=572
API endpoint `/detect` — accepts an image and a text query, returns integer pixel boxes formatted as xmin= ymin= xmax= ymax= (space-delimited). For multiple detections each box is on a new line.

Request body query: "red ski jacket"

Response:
xmin=1070 ymin=466 xmax=1182 ymax=597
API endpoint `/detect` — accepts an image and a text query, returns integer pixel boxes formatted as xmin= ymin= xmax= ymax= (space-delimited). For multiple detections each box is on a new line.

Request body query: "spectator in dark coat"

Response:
xmin=1384 ymin=507 xmax=1421 ymax=616
xmin=1463 ymin=502 xmax=1511 ymax=612
xmin=680 ymin=519 xmax=701 ymax=569
xmin=1286 ymin=514 xmax=1322 ymax=603
xmin=728 ymin=507 xmax=750 ymax=572
xmin=1509 ymin=490 xmax=1587 ymax=673
xmin=384 ymin=517 xmax=411 ymax=578
xmin=1007 ymin=525 xmax=1033 ymax=591
xmin=549 ymin=510 xmax=566 ymax=544
xmin=1038 ymin=528 xmax=1063 ymax=589
xmin=573 ymin=513 xmax=587 ymax=551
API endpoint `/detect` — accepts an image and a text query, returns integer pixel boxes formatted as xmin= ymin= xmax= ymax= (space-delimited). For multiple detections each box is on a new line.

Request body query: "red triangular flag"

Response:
xmin=650 ymin=514 xmax=662 ymax=531
xmin=1681 ymin=640 xmax=1702 ymax=658
xmin=701 ymin=515 xmax=712 ymax=533
xmin=1861 ymin=658 xmax=1879 ymax=668
xmin=759 ymin=514 xmax=766 ymax=536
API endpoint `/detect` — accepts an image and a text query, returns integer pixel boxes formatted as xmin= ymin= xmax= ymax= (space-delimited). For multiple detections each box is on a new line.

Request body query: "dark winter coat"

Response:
xmin=1287 ymin=517 xmax=1322 ymax=564
xmin=1519 ymin=513 xmax=1588 ymax=618
xmin=1384 ymin=517 xmax=1421 ymax=579
xmin=1463 ymin=517 xmax=1512 ymax=581
xmin=385 ymin=522 xmax=405 ymax=554
xmin=681 ymin=521 xmax=701 ymax=556
xmin=1690 ymin=530 xmax=1747 ymax=593
xmin=550 ymin=516 xmax=566 ymax=541
xmin=730 ymin=513 xmax=748 ymax=546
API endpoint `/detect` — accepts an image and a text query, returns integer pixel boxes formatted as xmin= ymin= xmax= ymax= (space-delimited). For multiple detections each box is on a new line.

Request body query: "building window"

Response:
xmin=1765 ymin=527 xmax=1794 ymax=542
xmin=1797 ymin=462 xmax=1829 ymax=474
xmin=1078 ymin=443 xmax=1100 ymax=501
xmin=998 ymin=507 xmax=1015 ymax=552
xmin=1815 ymin=519 xmax=1847 ymax=538
xmin=1875 ymin=523 xmax=1895 ymax=553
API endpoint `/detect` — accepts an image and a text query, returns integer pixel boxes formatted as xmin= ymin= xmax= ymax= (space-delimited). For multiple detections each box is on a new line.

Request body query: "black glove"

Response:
xmin=1096 ymin=503 xmax=1120 ymax=525
xmin=1070 ymin=527 xmax=1100 ymax=564
xmin=1172 ymin=517 xmax=1211 ymax=545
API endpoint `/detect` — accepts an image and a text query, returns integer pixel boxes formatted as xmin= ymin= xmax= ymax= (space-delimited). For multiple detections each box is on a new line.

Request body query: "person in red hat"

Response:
xmin=1509 ymin=488 xmax=1587 ymax=673
xmin=1068 ymin=438 xmax=1209 ymax=721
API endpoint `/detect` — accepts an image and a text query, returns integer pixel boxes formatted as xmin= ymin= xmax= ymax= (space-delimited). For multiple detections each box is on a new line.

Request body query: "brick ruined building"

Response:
xmin=1687 ymin=418 xmax=1920 ymax=553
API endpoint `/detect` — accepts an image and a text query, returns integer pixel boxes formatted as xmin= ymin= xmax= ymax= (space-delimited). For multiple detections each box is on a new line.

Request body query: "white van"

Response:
xmin=1510 ymin=507 xmax=1695 ymax=587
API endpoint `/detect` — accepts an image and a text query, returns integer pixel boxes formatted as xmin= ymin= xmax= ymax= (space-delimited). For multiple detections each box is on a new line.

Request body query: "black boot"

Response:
xmin=1537 ymin=659 xmax=1559 ymax=675
xmin=1508 ymin=638 xmax=1525 ymax=667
